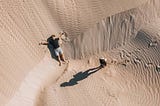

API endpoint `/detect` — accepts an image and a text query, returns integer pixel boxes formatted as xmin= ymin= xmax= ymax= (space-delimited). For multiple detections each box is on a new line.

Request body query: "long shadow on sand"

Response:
xmin=60 ymin=66 xmax=102 ymax=87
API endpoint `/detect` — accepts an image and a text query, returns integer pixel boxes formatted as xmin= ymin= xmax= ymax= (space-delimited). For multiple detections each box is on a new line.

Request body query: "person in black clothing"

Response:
xmin=99 ymin=58 xmax=107 ymax=68
xmin=39 ymin=34 xmax=66 ymax=66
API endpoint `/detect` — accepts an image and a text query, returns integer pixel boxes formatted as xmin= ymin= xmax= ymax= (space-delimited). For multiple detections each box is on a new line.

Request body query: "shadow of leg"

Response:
xmin=60 ymin=66 xmax=102 ymax=87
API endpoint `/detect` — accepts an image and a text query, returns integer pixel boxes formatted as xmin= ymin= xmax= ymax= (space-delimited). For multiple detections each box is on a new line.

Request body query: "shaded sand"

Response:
xmin=1 ymin=0 xmax=160 ymax=106
xmin=43 ymin=29 xmax=160 ymax=106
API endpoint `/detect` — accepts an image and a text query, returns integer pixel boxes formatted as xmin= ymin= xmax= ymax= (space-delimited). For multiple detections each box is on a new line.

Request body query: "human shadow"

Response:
xmin=60 ymin=66 xmax=103 ymax=87
xmin=47 ymin=36 xmax=58 ymax=61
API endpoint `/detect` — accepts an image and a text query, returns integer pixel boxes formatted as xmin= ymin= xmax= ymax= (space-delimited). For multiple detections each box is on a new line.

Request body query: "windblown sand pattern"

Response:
xmin=43 ymin=28 xmax=160 ymax=106
xmin=0 ymin=0 xmax=160 ymax=106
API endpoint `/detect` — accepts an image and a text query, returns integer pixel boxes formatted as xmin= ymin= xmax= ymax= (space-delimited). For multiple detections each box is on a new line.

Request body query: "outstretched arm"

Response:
xmin=39 ymin=41 xmax=49 ymax=45
xmin=58 ymin=32 xmax=68 ymax=42
xmin=59 ymin=33 xmax=63 ymax=39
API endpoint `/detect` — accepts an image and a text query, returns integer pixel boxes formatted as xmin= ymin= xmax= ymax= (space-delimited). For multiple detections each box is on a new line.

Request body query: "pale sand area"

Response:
xmin=43 ymin=29 xmax=160 ymax=106
xmin=6 ymin=53 xmax=68 ymax=106
xmin=1 ymin=0 xmax=160 ymax=106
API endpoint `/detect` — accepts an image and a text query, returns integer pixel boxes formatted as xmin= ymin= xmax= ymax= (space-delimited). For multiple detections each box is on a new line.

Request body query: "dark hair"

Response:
xmin=51 ymin=35 xmax=56 ymax=37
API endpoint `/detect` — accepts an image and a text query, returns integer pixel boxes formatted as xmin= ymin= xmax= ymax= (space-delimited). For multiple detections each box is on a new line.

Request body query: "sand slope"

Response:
xmin=44 ymin=28 xmax=160 ymax=106
xmin=1 ymin=0 xmax=160 ymax=106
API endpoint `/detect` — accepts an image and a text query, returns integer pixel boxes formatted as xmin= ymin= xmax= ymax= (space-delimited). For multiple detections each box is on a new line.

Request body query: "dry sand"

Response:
xmin=0 ymin=0 xmax=160 ymax=106
xmin=43 ymin=28 xmax=160 ymax=106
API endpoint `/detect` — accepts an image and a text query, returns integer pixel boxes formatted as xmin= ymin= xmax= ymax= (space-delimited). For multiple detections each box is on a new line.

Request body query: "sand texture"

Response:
xmin=0 ymin=0 xmax=160 ymax=106
xmin=44 ymin=28 xmax=160 ymax=106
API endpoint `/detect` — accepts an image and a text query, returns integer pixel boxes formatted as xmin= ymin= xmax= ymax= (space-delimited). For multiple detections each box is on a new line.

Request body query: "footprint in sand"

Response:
xmin=133 ymin=57 xmax=141 ymax=65
xmin=156 ymin=65 xmax=160 ymax=72
xmin=148 ymin=41 xmax=158 ymax=48
xmin=145 ymin=62 xmax=153 ymax=68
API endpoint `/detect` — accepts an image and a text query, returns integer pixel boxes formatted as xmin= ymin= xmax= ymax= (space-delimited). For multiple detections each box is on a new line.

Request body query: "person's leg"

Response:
xmin=57 ymin=56 xmax=62 ymax=66
xmin=60 ymin=54 xmax=66 ymax=62
xmin=58 ymin=47 xmax=66 ymax=63
xmin=54 ymin=49 xmax=62 ymax=66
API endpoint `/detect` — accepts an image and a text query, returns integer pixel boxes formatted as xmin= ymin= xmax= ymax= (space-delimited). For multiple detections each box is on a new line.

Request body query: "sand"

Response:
xmin=43 ymin=29 xmax=160 ymax=106
xmin=0 ymin=0 xmax=160 ymax=106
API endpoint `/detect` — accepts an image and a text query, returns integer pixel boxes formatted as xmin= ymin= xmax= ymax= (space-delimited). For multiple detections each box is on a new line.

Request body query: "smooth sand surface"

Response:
xmin=7 ymin=53 xmax=67 ymax=106
xmin=1 ymin=0 xmax=160 ymax=106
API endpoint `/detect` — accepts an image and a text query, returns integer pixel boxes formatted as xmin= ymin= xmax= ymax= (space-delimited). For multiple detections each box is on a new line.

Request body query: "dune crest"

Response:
xmin=1 ymin=0 xmax=160 ymax=106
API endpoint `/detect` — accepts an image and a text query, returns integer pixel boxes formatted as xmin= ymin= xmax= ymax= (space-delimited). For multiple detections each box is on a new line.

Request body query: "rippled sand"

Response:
xmin=1 ymin=0 xmax=160 ymax=106
xmin=43 ymin=29 xmax=160 ymax=106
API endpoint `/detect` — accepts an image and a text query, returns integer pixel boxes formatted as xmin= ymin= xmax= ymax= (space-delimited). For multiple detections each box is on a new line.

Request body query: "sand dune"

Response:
xmin=0 ymin=0 xmax=160 ymax=106
xmin=43 ymin=28 xmax=160 ymax=106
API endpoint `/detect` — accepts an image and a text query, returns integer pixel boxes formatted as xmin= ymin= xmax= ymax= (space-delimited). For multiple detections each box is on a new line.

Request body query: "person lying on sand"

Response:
xmin=39 ymin=33 xmax=66 ymax=66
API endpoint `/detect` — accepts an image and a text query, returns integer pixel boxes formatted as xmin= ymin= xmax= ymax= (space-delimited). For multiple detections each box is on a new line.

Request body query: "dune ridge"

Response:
xmin=0 ymin=0 xmax=160 ymax=105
